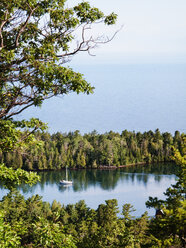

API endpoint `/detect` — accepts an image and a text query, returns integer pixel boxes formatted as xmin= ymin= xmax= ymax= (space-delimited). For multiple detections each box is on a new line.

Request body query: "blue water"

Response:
xmin=1 ymin=164 xmax=177 ymax=217
xmin=21 ymin=63 xmax=186 ymax=134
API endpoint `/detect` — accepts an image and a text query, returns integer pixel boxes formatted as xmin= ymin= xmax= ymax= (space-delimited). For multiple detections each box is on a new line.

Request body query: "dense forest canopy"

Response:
xmin=0 ymin=141 xmax=185 ymax=247
xmin=1 ymin=129 xmax=184 ymax=171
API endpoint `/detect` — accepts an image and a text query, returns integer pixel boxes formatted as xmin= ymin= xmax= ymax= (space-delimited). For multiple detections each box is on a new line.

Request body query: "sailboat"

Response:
xmin=60 ymin=166 xmax=73 ymax=185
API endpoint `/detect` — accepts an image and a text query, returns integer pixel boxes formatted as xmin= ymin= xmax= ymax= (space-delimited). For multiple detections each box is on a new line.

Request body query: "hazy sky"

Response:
xmin=68 ymin=0 xmax=186 ymax=64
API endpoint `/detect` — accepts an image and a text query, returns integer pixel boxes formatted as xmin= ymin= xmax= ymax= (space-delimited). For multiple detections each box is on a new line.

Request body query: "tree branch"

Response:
xmin=0 ymin=10 xmax=9 ymax=50
xmin=15 ymin=5 xmax=37 ymax=48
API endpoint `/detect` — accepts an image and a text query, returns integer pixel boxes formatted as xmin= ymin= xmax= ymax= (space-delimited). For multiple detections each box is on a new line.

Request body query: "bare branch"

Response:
xmin=93 ymin=25 xmax=123 ymax=45
xmin=55 ymin=24 xmax=122 ymax=61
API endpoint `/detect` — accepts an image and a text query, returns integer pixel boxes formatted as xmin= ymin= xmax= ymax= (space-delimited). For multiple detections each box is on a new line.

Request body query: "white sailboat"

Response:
xmin=60 ymin=166 xmax=73 ymax=185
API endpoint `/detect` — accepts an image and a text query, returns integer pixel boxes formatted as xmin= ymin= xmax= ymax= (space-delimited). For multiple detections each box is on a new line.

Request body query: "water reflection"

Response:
xmin=13 ymin=162 xmax=177 ymax=194
xmin=0 ymin=163 xmax=177 ymax=217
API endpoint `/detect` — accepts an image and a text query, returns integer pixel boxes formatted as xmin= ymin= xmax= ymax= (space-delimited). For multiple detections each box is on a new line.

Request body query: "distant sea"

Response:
xmin=21 ymin=63 xmax=186 ymax=134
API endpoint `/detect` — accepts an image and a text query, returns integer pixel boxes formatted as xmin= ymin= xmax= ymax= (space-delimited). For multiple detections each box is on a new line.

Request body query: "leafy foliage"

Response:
xmin=0 ymin=164 xmax=40 ymax=189
xmin=0 ymin=192 xmax=152 ymax=248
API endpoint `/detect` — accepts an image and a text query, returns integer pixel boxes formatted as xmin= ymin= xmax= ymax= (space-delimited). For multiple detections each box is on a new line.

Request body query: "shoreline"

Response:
xmin=29 ymin=161 xmax=174 ymax=172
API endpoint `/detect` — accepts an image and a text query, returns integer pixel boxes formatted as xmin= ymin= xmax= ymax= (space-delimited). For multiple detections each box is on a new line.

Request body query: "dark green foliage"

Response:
xmin=2 ymin=130 xmax=183 ymax=171
xmin=0 ymin=136 xmax=185 ymax=247
xmin=146 ymin=137 xmax=186 ymax=247
xmin=0 ymin=186 xmax=184 ymax=247
xmin=0 ymin=190 xmax=76 ymax=247
xmin=0 ymin=192 xmax=151 ymax=248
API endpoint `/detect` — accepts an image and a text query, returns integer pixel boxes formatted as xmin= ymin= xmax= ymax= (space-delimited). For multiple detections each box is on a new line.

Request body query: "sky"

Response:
xmin=21 ymin=0 xmax=186 ymax=134
xmin=68 ymin=0 xmax=186 ymax=64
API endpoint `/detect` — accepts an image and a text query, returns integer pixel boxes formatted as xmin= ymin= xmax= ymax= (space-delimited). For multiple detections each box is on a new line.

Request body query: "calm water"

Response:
xmin=22 ymin=63 xmax=186 ymax=134
xmin=1 ymin=163 xmax=177 ymax=217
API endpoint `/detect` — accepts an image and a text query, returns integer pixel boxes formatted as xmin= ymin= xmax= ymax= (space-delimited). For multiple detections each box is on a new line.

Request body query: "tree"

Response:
xmin=96 ymin=199 xmax=121 ymax=247
xmin=0 ymin=0 xmax=117 ymax=130
xmin=0 ymin=210 xmax=21 ymax=248
xmin=0 ymin=0 xmax=117 ymax=185
xmin=0 ymin=3 xmax=117 ymax=245
xmin=146 ymin=136 xmax=186 ymax=247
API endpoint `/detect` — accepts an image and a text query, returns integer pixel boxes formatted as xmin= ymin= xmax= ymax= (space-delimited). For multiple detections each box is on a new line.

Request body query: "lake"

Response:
xmin=22 ymin=63 xmax=186 ymax=134
xmin=0 ymin=163 xmax=177 ymax=217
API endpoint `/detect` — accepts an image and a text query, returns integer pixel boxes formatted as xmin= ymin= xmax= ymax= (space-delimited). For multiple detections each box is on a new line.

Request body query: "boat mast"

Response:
xmin=66 ymin=166 xmax=68 ymax=181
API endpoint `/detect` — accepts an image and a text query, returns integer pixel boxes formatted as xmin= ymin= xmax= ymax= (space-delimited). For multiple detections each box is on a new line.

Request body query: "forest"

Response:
xmin=1 ymin=129 xmax=184 ymax=171
xmin=0 ymin=141 xmax=185 ymax=247
xmin=0 ymin=0 xmax=185 ymax=246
